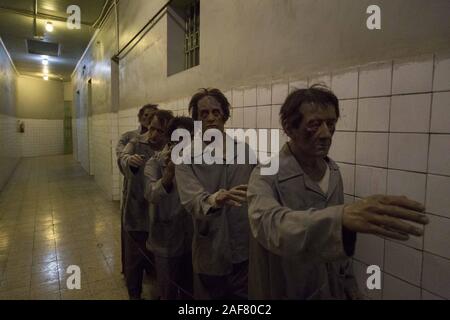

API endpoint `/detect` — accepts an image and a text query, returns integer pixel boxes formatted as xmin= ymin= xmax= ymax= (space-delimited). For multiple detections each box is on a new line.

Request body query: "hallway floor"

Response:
xmin=0 ymin=155 xmax=132 ymax=300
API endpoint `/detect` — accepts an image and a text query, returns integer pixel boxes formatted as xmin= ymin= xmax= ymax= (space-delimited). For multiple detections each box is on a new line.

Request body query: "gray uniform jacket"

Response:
xmin=247 ymin=143 xmax=359 ymax=300
xmin=120 ymin=135 xmax=155 ymax=232
xmin=175 ymin=136 xmax=256 ymax=276
xmin=116 ymin=128 xmax=141 ymax=212
xmin=144 ymin=146 xmax=193 ymax=258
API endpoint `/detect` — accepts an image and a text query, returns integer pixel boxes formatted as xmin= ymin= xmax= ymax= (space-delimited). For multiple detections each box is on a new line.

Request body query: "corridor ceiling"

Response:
xmin=0 ymin=0 xmax=109 ymax=81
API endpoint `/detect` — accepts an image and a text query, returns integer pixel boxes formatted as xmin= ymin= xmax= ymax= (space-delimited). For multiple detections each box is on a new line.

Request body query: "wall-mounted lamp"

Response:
xmin=45 ymin=21 xmax=54 ymax=32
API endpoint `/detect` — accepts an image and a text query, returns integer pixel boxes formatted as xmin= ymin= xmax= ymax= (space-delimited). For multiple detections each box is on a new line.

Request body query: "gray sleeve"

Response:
xmin=247 ymin=166 xmax=352 ymax=263
xmin=144 ymin=156 xmax=168 ymax=204
xmin=119 ymin=140 xmax=138 ymax=178
xmin=175 ymin=164 xmax=217 ymax=219
xmin=116 ymin=132 xmax=130 ymax=175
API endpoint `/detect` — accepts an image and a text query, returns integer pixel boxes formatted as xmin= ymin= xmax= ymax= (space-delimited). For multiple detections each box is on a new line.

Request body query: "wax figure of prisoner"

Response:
xmin=145 ymin=116 xmax=195 ymax=300
xmin=120 ymin=109 xmax=174 ymax=300
xmin=116 ymin=104 xmax=158 ymax=274
xmin=247 ymin=85 xmax=429 ymax=300
xmin=175 ymin=88 xmax=256 ymax=300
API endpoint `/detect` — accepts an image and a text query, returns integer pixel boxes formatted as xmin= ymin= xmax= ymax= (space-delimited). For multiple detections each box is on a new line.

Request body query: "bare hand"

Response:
xmin=343 ymin=195 xmax=429 ymax=241
xmin=129 ymin=154 xmax=145 ymax=167
xmin=215 ymin=185 xmax=248 ymax=207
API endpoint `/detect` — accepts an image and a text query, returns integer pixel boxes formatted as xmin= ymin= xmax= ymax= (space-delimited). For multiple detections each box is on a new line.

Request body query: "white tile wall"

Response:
xmin=422 ymin=252 xmax=450 ymax=299
xmin=256 ymin=106 xmax=271 ymax=129
xmin=331 ymin=69 xmax=358 ymax=100
xmin=243 ymin=87 xmax=257 ymax=107
xmin=72 ymin=50 xmax=450 ymax=300
xmin=388 ymin=133 xmax=429 ymax=172
xmin=288 ymin=79 xmax=308 ymax=93
xmin=431 ymin=92 xmax=450 ymax=133
xmin=357 ymin=97 xmax=390 ymax=132
xmin=308 ymin=73 xmax=331 ymax=88
xmin=428 ymin=134 xmax=450 ymax=176
xmin=270 ymin=105 xmax=282 ymax=129
xmin=424 ymin=214 xmax=450 ymax=259
xmin=387 ymin=169 xmax=426 ymax=204
xmin=355 ymin=166 xmax=387 ymax=197
xmin=390 ymin=94 xmax=431 ymax=133
xmin=384 ymin=241 xmax=422 ymax=286
xmin=257 ymin=84 xmax=271 ymax=106
xmin=271 ymin=81 xmax=289 ymax=105
xmin=433 ymin=53 xmax=450 ymax=92
xmin=356 ymin=133 xmax=388 ymax=167
xmin=232 ymin=88 xmax=244 ymax=108
xmin=329 ymin=132 xmax=356 ymax=163
xmin=337 ymin=162 xmax=355 ymax=195
xmin=0 ymin=114 xmax=21 ymax=190
xmin=392 ymin=56 xmax=433 ymax=94
xmin=425 ymin=175 xmax=450 ymax=218
xmin=354 ymin=234 xmax=385 ymax=268
xmin=243 ymin=106 xmax=257 ymax=129
xmin=336 ymin=99 xmax=357 ymax=131
xmin=359 ymin=62 xmax=392 ymax=98
xmin=19 ymin=119 xmax=64 ymax=157
xmin=383 ymin=273 xmax=421 ymax=300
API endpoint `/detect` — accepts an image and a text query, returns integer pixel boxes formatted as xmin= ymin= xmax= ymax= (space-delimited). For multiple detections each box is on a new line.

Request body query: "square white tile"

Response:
xmin=357 ymin=97 xmax=390 ymax=132
xmin=331 ymin=69 xmax=358 ymax=99
xmin=390 ymin=94 xmax=431 ymax=133
xmin=387 ymin=170 xmax=426 ymax=204
xmin=428 ymin=134 xmax=450 ymax=175
xmin=270 ymin=105 xmax=282 ymax=129
xmin=388 ymin=133 xmax=429 ymax=172
xmin=232 ymin=108 xmax=243 ymax=128
xmin=354 ymin=234 xmax=385 ymax=268
xmin=433 ymin=53 xmax=450 ymax=92
xmin=243 ymin=87 xmax=257 ymax=107
xmin=431 ymin=92 xmax=450 ymax=133
xmin=337 ymin=163 xmax=355 ymax=195
xmin=384 ymin=241 xmax=422 ymax=285
xmin=424 ymin=214 xmax=450 ymax=259
xmin=256 ymin=106 xmax=272 ymax=129
xmin=232 ymin=89 xmax=244 ymax=108
xmin=356 ymin=133 xmax=388 ymax=167
xmin=328 ymin=132 xmax=356 ymax=163
xmin=422 ymin=252 xmax=450 ymax=299
xmin=271 ymin=81 xmax=289 ymax=105
xmin=382 ymin=274 xmax=421 ymax=300
xmin=392 ymin=56 xmax=433 ymax=94
xmin=426 ymin=174 xmax=450 ymax=219
xmin=355 ymin=165 xmax=387 ymax=198
xmin=336 ymin=100 xmax=357 ymax=131
xmin=359 ymin=62 xmax=392 ymax=98
xmin=243 ymin=107 xmax=257 ymax=129
xmin=257 ymin=84 xmax=272 ymax=106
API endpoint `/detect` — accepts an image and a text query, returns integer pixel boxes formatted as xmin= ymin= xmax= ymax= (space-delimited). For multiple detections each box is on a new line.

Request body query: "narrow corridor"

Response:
xmin=0 ymin=155 xmax=134 ymax=300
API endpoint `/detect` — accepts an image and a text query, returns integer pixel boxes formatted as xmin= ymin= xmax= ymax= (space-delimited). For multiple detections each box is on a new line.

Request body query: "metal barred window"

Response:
xmin=184 ymin=0 xmax=200 ymax=70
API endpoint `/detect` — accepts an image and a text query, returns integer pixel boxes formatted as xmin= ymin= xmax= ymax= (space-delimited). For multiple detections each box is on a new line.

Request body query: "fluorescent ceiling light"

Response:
xmin=45 ymin=22 xmax=54 ymax=32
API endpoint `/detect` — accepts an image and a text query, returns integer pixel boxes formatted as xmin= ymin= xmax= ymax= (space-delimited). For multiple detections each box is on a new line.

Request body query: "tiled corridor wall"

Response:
xmin=0 ymin=115 xmax=21 ymax=189
xmin=18 ymin=119 xmax=64 ymax=157
xmin=73 ymin=49 xmax=450 ymax=300
xmin=325 ymin=53 xmax=450 ymax=300
xmin=116 ymin=51 xmax=449 ymax=300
